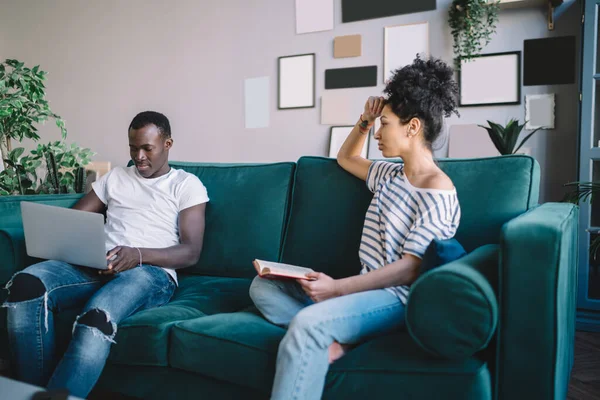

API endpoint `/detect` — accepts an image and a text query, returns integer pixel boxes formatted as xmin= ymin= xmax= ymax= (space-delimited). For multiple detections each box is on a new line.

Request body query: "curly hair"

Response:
xmin=384 ymin=55 xmax=459 ymax=149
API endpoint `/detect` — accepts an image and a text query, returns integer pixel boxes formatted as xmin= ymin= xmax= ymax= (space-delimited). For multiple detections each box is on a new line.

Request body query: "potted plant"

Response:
xmin=448 ymin=0 xmax=500 ymax=62
xmin=479 ymin=119 xmax=542 ymax=155
xmin=0 ymin=59 xmax=94 ymax=195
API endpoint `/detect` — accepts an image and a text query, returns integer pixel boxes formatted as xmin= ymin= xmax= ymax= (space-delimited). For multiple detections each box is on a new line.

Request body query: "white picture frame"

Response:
xmin=278 ymin=53 xmax=315 ymax=109
xmin=459 ymin=51 xmax=521 ymax=107
xmin=525 ymin=94 xmax=555 ymax=130
xmin=329 ymin=126 xmax=367 ymax=158
xmin=384 ymin=22 xmax=429 ymax=83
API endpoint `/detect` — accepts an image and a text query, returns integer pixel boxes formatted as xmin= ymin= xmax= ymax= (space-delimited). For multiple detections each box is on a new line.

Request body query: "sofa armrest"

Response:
xmin=406 ymin=244 xmax=499 ymax=360
xmin=0 ymin=228 xmax=28 ymax=289
xmin=497 ymin=202 xmax=578 ymax=400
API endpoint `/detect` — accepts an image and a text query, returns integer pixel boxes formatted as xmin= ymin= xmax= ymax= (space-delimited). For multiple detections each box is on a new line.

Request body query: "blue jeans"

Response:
xmin=249 ymin=276 xmax=406 ymax=400
xmin=2 ymin=260 xmax=175 ymax=398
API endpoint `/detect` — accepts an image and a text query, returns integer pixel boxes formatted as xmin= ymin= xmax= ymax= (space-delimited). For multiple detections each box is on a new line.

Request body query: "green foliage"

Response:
xmin=448 ymin=0 xmax=500 ymax=63
xmin=479 ymin=119 xmax=542 ymax=155
xmin=0 ymin=59 xmax=66 ymax=145
xmin=0 ymin=59 xmax=95 ymax=196
xmin=0 ymin=141 xmax=94 ymax=195
xmin=563 ymin=181 xmax=600 ymax=261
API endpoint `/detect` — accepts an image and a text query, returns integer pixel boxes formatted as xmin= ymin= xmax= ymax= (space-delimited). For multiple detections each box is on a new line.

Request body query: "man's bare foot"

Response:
xmin=328 ymin=341 xmax=351 ymax=364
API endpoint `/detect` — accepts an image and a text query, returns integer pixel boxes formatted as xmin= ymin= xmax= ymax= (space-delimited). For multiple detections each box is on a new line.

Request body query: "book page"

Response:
xmin=254 ymin=259 xmax=314 ymax=279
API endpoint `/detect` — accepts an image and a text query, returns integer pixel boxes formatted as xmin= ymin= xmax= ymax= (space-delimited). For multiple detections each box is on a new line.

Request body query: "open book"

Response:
xmin=253 ymin=259 xmax=315 ymax=280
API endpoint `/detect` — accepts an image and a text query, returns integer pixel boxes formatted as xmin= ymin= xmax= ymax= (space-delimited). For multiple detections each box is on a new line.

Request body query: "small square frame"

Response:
xmin=525 ymin=94 xmax=555 ymax=130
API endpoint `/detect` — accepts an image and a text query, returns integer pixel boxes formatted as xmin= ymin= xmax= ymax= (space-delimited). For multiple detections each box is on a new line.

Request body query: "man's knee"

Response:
xmin=6 ymin=273 xmax=46 ymax=303
xmin=77 ymin=309 xmax=114 ymax=336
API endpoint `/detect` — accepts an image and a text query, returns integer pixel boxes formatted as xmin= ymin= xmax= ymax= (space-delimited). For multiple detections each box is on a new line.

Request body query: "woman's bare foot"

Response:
xmin=328 ymin=341 xmax=351 ymax=364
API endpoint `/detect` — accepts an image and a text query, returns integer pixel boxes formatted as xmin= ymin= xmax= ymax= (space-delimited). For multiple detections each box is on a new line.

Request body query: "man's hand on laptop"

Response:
xmin=100 ymin=246 xmax=141 ymax=275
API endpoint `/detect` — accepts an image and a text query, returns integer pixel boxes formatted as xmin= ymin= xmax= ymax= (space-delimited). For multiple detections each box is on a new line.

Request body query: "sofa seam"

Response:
xmin=330 ymin=360 xmax=489 ymax=376
xmin=278 ymin=164 xmax=296 ymax=262
xmin=171 ymin=324 xmax=279 ymax=355
xmin=550 ymin=204 xmax=577 ymax=400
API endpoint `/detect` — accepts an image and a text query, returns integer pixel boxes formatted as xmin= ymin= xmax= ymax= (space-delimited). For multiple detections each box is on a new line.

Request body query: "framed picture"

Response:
xmin=329 ymin=126 xmax=368 ymax=158
xmin=459 ymin=51 xmax=521 ymax=107
xmin=278 ymin=53 xmax=315 ymax=109
xmin=525 ymin=94 xmax=555 ymax=130
xmin=384 ymin=22 xmax=429 ymax=83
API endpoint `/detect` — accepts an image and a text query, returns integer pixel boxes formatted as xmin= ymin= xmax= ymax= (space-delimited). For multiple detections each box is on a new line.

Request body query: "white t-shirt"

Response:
xmin=91 ymin=166 xmax=209 ymax=284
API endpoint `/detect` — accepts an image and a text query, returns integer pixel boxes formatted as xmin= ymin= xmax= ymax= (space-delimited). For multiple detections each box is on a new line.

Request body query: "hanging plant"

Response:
xmin=449 ymin=0 xmax=500 ymax=63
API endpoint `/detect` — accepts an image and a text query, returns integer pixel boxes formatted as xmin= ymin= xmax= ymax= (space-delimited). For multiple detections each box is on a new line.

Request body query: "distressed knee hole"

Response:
xmin=78 ymin=309 xmax=113 ymax=336
xmin=7 ymin=273 xmax=45 ymax=302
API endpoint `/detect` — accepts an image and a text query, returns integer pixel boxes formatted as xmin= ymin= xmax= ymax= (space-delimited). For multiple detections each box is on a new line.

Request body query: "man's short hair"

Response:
xmin=129 ymin=111 xmax=171 ymax=139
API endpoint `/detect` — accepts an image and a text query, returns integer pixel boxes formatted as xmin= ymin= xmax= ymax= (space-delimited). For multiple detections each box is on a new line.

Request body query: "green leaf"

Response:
xmin=11 ymin=147 xmax=25 ymax=160
xmin=514 ymin=127 xmax=542 ymax=154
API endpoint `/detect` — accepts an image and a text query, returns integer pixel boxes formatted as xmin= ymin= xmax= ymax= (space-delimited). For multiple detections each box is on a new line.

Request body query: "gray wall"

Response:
xmin=0 ymin=0 xmax=581 ymax=202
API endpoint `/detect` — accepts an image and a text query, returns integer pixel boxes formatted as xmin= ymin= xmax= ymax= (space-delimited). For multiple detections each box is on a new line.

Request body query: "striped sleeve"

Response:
xmin=366 ymin=161 xmax=402 ymax=193
xmin=403 ymin=195 xmax=459 ymax=259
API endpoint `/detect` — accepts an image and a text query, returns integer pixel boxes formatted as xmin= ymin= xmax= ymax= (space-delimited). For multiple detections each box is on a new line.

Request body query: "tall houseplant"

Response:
xmin=479 ymin=119 xmax=542 ymax=155
xmin=449 ymin=0 xmax=500 ymax=63
xmin=0 ymin=59 xmax=94 ymax=195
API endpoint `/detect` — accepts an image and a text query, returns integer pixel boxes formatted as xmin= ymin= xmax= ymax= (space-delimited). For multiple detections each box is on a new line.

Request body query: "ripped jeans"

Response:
xmin=2 ymin=260 xmax=175 ymax=398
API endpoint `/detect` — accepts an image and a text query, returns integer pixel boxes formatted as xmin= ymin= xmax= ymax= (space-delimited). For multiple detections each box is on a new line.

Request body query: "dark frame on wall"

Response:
xmin=458 ymin=51 xmax=522 ymax=107
xmin=277 ymin=53 xmax=316 ymax=110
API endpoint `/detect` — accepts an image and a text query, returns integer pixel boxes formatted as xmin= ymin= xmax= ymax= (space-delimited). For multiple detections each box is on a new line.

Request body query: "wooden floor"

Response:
xmin=1 ymin=331 xmax=599 ymax=399
xmin=569 ymin=331 xmax=600 ymax=400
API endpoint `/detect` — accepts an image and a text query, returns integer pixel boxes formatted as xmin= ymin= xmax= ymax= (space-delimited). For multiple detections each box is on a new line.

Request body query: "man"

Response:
xmin=2 ymin=111 xmax=208 ymax=398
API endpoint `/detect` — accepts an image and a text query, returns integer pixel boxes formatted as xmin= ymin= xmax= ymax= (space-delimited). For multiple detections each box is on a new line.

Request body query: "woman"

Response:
xmin=249 ymin=55 xmax=461 ymax=400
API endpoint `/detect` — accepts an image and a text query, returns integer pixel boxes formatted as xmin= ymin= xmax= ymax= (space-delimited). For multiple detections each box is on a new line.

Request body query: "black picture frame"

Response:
xmin=458 ymin=51 xmax=522 ymax=107
xmin=277 ymin=53 xmax=316 ymax=110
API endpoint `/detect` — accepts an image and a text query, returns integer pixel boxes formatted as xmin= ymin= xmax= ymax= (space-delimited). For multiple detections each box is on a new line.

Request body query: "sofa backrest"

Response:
xmin=169 ymin=161 xmax=295 ymax=278
xmin=280 ymin=156 xmax=540 ymax=279
xmin=0 ymin=194 xmax=83 ymax=229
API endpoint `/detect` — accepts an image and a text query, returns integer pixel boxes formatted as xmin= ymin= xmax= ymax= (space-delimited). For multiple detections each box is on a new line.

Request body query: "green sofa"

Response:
xmin=0 ymin=156 xmax=578 ymax=400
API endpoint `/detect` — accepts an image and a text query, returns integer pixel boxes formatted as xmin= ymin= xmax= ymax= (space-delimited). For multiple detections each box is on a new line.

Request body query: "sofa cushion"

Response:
xmin=169 ymin=309 xmax=284 ymax=393
xmin=439 ymin=155 xmax=539 ymax=252
xmin=107 ymin=275 xmax=253 ymax=366
xmin=407 ymin=245 xmax=499 ymax=360
xmin=169 ymin=311 xmax=491 ymax=399
xmin=281 ymin=156 xmax=539 ymax=280
xmin=325 ymin=332 xmax=492 ymax=400
xmin=97 ymin=364 xmax=268 ymax=400
xmin=169 ymin=161 xmax=295 ymax=278
xmin=281 ymin=157 xmax=372 ymax=279
xmin=420 ymin=238 xmax=467 ymax=276
xmin=48 ymin=275 xmax=254 ymax=367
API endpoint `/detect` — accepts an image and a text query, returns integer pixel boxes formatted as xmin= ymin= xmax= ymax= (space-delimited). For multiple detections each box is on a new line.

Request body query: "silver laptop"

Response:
xmin=21 ymin=202 xmax=110 ymax=269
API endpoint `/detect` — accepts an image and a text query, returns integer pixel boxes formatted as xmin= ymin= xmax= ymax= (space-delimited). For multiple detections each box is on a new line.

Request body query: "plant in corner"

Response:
xmin=479 ymin=119 xmax=542 ymax=155
xmin=448 ymin=0 xmax=500 ymax=63
xmin=0 ymin=59 xmax=94 ymax=195
xmin=564 ymin=181 xmax=600 ymax=261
